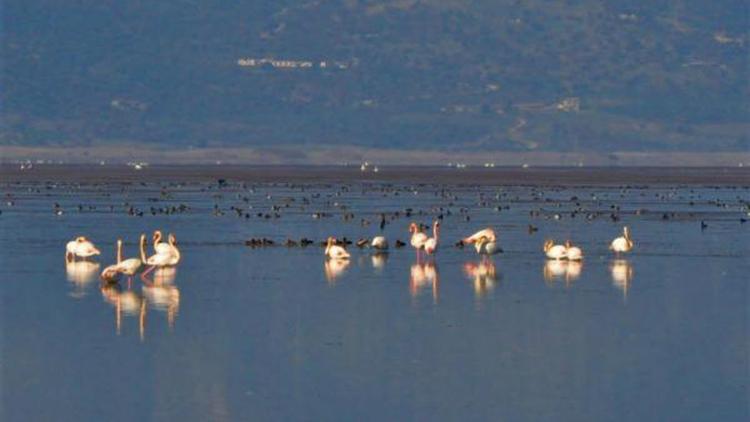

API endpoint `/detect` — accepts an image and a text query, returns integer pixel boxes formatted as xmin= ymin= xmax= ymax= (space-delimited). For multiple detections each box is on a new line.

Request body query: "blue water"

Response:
xmin=1 ymin=172 xmax=748 ymax=421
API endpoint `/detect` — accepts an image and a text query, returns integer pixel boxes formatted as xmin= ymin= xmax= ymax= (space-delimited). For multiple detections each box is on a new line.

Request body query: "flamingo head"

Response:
xmin=408 ymin=223 xmax=418 ymax=234
xmin=76 ymin=236 xmax=87 ymax=242
xmin=565 ymin=240 xmax=572 ymax=248
xmin=168 ymin=233 xmax=177 ymax=245
xmin=153 ymin=230 xmax=163 ymax=243
xmin=543 ymin=239 xmax=553 ymax=252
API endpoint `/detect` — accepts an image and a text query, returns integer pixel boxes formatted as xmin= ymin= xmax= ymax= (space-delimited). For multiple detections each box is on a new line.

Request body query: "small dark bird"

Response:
xmin=394 ymin=239 xmax=406 ymax=248
xmin=528 ymin=224 xmax=538 ymax=234
xmin=700 ymin=221 xmax=708 ymax=230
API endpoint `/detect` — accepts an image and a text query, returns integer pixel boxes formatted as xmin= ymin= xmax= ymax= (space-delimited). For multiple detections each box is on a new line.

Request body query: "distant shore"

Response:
xmin=1 ymin=145 xmax=748 ymax=167
xmin=2 ymin=163 xmax=748 ymax=186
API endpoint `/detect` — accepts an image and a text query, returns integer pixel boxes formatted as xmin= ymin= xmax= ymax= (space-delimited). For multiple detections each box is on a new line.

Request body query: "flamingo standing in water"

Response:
xmin=423 ymin=221 xmax=440 ymax=255
xmin=543 ymin=240 xmax=567 ymax=260
xmin=324 ymin=237 xmax=350 ymax=259
xmin=474 ymin=235 xmax=499 ymax=256
xmin=165 ymin=233 xmax=181 ymax=266
xmin=101 ymin=238 xmax=144 ymax=284
xmin=371 ymin=236 xmax=388 ymax=251
xmin=564 ymin=240 xmax=583 ymax=261
xmin=101 ymin=240 xmax=124 ymax=282
xmin=66 ymin=236 xmax=100 ymax=262
xmin=409 ymin=222 xmax=428 ymax=259
xmin=141 ymin=234 xmax=173 ymax=278
xmin=462 ymin=228 xmax=497 ymax=245
xmin=610 ymin=226 xmax=634 ymax=255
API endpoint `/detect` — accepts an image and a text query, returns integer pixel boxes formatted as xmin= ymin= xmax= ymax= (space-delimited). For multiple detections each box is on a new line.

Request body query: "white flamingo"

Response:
xmin=564 ymin=240 xmax=583 ymax=261
xmin=474 ymin=235 xmax=499 ymax=255
xmin=165 ymin=233 xmax=181 ymax=266
xmin=101 ymin=240 xmax=124 ymax=282
xmin=65 ymin=236 xmax=100 ymax=261
xmin=543 ymin=239 xmax=567 ymax=260
xmin=141 ymin=234 xmax=173 ymax=278
xmin=423 ymin=221 xmax=440 ymax=255
xmin=325 ymin=237 xmax=350 ymax=259
xmin=610 ymin=226 xmax=634 ymax=255
xmin=462 ymin=228 xmax=497 ymax=245
xmin=371 ymin=236 xmax=388 ymax=250
xmin=409 ymin=223 xmax=428 ymax=258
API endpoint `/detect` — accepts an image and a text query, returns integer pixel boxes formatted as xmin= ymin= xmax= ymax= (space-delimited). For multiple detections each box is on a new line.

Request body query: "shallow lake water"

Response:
xmin=1 ymin=166 xmax=748 ymax=421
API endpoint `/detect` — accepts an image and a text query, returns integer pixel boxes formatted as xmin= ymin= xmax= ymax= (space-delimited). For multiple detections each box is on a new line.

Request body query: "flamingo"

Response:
xmin=325 ymin=237 xmax=350 ymax=259
xmin=462 ymin=228 xmax=497 ymax=245
xmin=474 ymin=235 xmax=499 ymax=256
xmin=564 ymin=240 xmax=583 ymax=261
xmin=423 ymin=221 xmax=440 ymax=255
xmin=165 ymin=233 xmax=181 ymax=266
xmin=543 ymin=239 xmax=567 ymax=260
xmin=141 ymin=234 xmax=173 ymax=278
xmin=65 ymin=236 xmax=100 ymax=262
xmin=101 ymin=239 xmax=124 ymax=282
xmin=371 ymin=236 xmax=388 ymax=250
xmin=113 ymin=237 xmax=144 ymax=285
xmin=610 ymin=226 xmax=634 ymax=255
xmin=153 ymin=230 xmax=180 ymax=263
xmin=409 ymin=223 xmax=428 ymax=258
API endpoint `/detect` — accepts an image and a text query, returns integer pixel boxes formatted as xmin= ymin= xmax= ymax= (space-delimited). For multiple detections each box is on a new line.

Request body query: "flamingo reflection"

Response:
xmin=409 ymin=261 xmax=439 ymax=303
xmin=463 ymin=259 xmax=498 ymax=298
xmin=371 ymin=253 xmax=388 ymax=271
xmin=543 ymin=259 xmax=583 ymax=287
xmin=324 ymin=258 xmax=350 ymax=284
xmin=100 ymin=282 xmax=146 ymax=340
xmin=66 ymin=261 xmax=100 ymax=298
xmin=543 ymin=260 xmax=568 ymax=283
xmin=610 ymin=259 xmax=633 ymax=302
xmin=142 ymin=280 xmax=180 ymax=330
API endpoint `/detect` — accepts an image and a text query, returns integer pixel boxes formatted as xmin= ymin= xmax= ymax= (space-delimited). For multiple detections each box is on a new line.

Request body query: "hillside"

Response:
xmin=2 ymin=0 xmax=748 ymax=153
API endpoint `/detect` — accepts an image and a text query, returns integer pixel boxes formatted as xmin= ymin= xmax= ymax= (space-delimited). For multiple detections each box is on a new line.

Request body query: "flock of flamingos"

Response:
xmin=64 ymin=224 xmax=635 ymax=285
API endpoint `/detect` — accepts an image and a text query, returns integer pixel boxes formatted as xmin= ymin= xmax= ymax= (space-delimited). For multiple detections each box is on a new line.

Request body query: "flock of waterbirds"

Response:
xmin=66 ymin=223 xmax=633 ymax=278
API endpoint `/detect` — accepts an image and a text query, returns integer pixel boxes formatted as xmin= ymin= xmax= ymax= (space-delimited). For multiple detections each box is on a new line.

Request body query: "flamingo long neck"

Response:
xmin=171 ymin=241 xmax=181 ymax=262
xmin=117 ymin=241 xmax=123 ymax=264
xmin=139 ymin=235 xmax=147 ymax=262
xmin=433 ymin=223 xmax=439 ymax=241
xmin=325 ymin=238 xmax=332 ymax=255
xmin=154 ymin=232 xmax=163 ymax=251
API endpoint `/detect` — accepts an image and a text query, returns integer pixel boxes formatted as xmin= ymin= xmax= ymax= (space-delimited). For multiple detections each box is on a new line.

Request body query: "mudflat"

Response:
xmin=2 ymin=164 xmax=749 ymax=185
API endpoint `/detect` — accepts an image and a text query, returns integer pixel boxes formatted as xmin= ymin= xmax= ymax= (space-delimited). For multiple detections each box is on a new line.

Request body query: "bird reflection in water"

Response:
xmin=409 ymin=261 xmax=439 ymax=303
xmin=463 ymin=259 xmax=499 ymax=298
xmin=543 ymin=260 xmax=583 ymax=287
xmin=371 ymin=252 xmax=388 ymax=272
xmin=142 ymin=279 xmax=180 ymax=330
xmin=610 ymin=259 xmax=633 ymax=302
xmin=324 ymin=258 xmax=350 ymax=284
xmin=100 ymin=281 xmax=146 ymax=340
xmin=66 ymin=260 xmax=100 ymax=299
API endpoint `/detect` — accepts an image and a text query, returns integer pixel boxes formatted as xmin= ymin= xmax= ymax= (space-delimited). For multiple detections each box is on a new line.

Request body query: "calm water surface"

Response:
xmin=1 ymin=168 xmax=748 ymax=421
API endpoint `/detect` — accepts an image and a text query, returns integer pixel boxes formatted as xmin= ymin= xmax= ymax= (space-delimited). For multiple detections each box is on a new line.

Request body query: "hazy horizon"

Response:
xmin=2 ymin=1 xmax=749 ymax=160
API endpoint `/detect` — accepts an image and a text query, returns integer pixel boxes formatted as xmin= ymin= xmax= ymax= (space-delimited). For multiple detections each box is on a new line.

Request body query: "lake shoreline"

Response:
xmin=2 ymin=164 xmax=749 ymax=186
